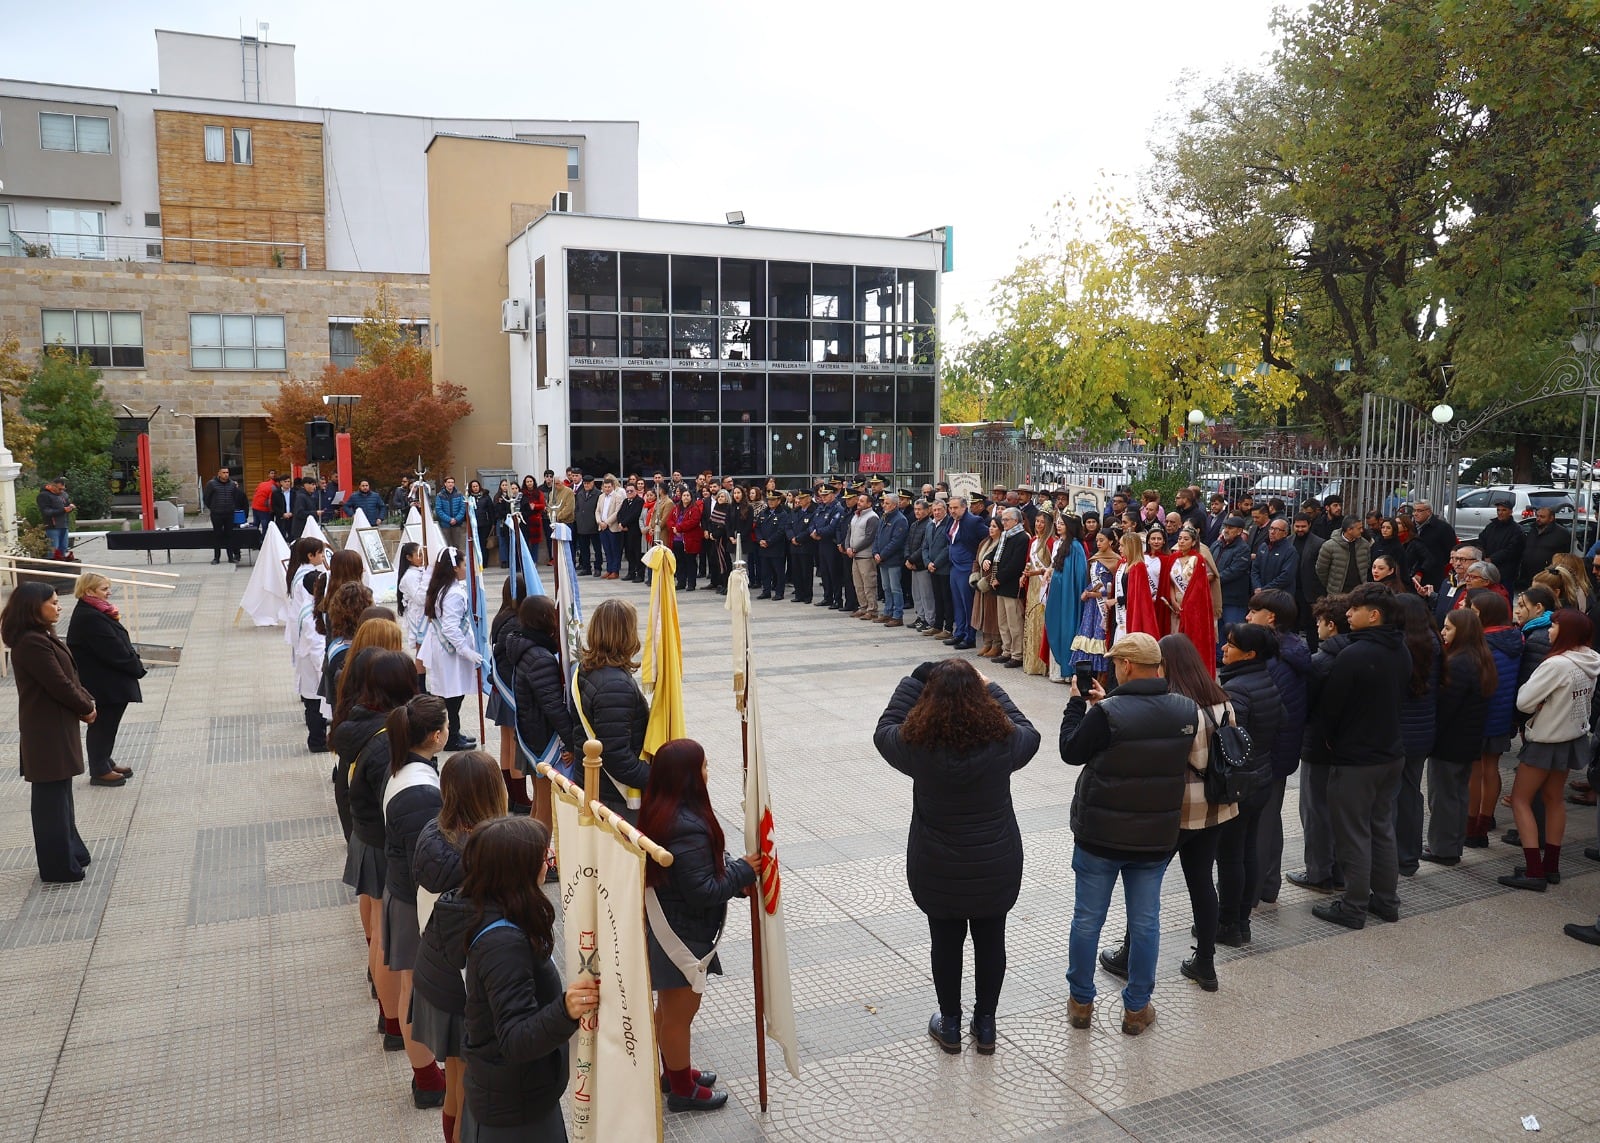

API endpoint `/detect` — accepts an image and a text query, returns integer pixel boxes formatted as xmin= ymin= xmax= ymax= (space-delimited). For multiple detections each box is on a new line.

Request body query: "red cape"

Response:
xmin=1175 ymin=554 xmax=1217 ymax=675
xmin=1122 ymin=556 xmax=1167 ymax=639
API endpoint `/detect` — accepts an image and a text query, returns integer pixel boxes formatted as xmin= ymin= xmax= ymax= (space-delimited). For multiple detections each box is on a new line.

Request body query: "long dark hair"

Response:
xmin=461 ymin=816 xmax=555 ymax=959
xmin=286 ymin=536 xmax=323 ymax=592
xmin=387 ymin=693 xmax=448 ymax=775
xmin=898 ymin=659 xmax=1015 ymax=752
xmin=518 ymin=594 xmax=559 ymax=641
xmin=1159 ymin=634 xmax=1228 ymax=707
xmin=496 ymin=576 xmax=525 ymax=624
xmin=1442 ymin=608 xmax=1496 ymax=698
xmin=1393 ymin=593 xmax=1438 ymax=698
xmin=1549 ymin=607 xmax=1595 ymax=657
xmin=0 ymin=581 xmax=55 ymax=647
xmin=438 ymin=750 xmax=508 ymax=848
xmin=346 ymin=648 xmax=418 ymax=719
xmin=424 ymin=548 xmax=463 ymax=620
xmin=1051 ymin=514 xmax=1083 ymax=571
xmin=638 ymin=739 xmax=721 ymax=890
xmin=1469 ymin=588 xmax=1512 ymax=628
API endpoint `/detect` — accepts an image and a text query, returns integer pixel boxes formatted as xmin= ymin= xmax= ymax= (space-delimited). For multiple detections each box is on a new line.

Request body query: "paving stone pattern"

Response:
xmin=3 ymin=555 xmax=1600 ymax=1142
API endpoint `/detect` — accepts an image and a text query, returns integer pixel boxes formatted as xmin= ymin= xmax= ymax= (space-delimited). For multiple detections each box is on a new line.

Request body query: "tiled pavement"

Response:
xmin=4 ymin=553 xmax=1600 ymax=1142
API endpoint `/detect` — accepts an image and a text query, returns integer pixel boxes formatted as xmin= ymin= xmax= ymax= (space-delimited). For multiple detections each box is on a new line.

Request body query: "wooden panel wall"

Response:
xmin=154 ymin=110 xmax=326 ymax=269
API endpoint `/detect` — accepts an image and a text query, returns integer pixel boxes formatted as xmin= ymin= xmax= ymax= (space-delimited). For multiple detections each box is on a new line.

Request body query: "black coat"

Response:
xmin=506 ymin=628 xmax=581 ymax=763
xmin=1433 ymin=652 xmax=1491 ymax=763
xmin=651 ymin=806 xmax=757 ymax=948
xmin=410 ymin=821 xmax=468 ymax=1016
xmin=65 ymin=602 xmax=145 ymax=705
xmin=456 ymin=901 xmax=578 ymax=1128
xmin=338 ymin=708 xmax=394 ymax=850
xmin=1266 ymin=632 xmax=1311 ymax=778
xmin=570 ymin=665 xmax=653 ymax=816
xmin=1398 ymin=637 xmax=1440 ymax=758
xmin=384 ymin=754 xmax=441 ymax=905
xmin=1478 ymin=517 xmax=1526 ymax=586
xmin=1518 ymin=522 xmax=1572 ymax=590
xmin=1219 ymin=658 xmax=1284 ymax=796
xmin=873 ymin=677 xmax=1041 ymax=918
xmin=1312 ymin=624 xmax=1411 ymax=766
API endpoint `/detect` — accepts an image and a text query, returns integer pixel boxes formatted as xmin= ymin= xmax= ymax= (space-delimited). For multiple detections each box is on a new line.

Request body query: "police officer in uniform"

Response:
xmin=812 ymin=483 xmax=846 ymax=609
xmin=868 ymin=476 xmax=887 ymax=513
xmin=837 ymin=483 xmax=863 ymax=613
xmin=786 ymin=488 xmax=818 ymax=603
xmin=756 ymin=490 xmax=789 ymax=600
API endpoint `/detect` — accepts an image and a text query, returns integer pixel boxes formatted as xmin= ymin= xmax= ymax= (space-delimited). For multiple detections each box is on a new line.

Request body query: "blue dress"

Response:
xmin=1070 ymin=559 xmax=1114 ymax=671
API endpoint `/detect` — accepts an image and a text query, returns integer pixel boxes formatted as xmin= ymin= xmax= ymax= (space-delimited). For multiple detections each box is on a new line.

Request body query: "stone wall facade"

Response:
xmin=0 ymin=257 xmax=428 ymax=501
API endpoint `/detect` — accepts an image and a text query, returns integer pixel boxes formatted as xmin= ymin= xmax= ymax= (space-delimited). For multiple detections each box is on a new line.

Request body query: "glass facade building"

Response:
xmin=560 ymin=249 xmax=938 ymax=485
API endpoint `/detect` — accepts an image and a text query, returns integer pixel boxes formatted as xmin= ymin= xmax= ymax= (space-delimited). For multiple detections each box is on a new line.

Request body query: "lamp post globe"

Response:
xmin=1187 ymin=408 xmax=1205 ymax=427
xmin=1430 ymin=404 xmax=1454 ymax=425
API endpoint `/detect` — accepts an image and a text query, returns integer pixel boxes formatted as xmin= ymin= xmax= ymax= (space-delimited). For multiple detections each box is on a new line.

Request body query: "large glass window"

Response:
xmin=570 ymin=427 xmax=620 ymax=477
xmin=860 ymin=426 xmax=894 ymax=475
xmin=621 ymin=370 xmax=670 ymax=423
xmin=769 ymin=321 xmax=808 ymax=362
xmin=857 ymin=267 xmax=896 ymax=322
xmin=721 ymin=259 xmax=766 ymax=318
xmin=671 ymin=256 xmax=718 ymax=314
xmin=42 ymin=309 xmax=143 ymax=368
xmin=769 ymin=262 xmax=810 ymax=319
xmin=569 ymin=369 xmax=620 ymax=421
xmin=671 ymin=317 xmax=716 ymax=360
xmin=721 ymin=426 xmax=765 ymax=476
xmin=720 ymin=374 xmax=765 ymax=423
xmin=811 ymin=264 xmax=854 ymax=320
xmin=623 ymin=426 xmax=671 ymax=476
xmin=769 ymin=428 xmax=809 ymax=476
xmin=815 ymin=427 xmax=857 ymax=476
xmin=811 ymin=322 xmax=854 ymax=363
xmin=620 ymin=252 xmax=668 ymax=313
xmin=672 ymin=371 xmax=719 ymax=423
xmin=897 ymin=268 xmax=936 ymax=324
xmin=44 ymin=208 xmax=105 ymax=258
xmin=860 ymin=324 xmax=895 ymax=365
xmin=721 ymin=318 xmax=764 ymax=361
xmin=896 ymin=426 xmax=935 ymax=474
xmin=189 ymin=313 xmax=284 ymax=370
xmin=620 ymin=316 xmax=667 ymax=359
xmin=896 ymin=376 xmax=936 ymax=423
xmin=568 ymin=313 xmax=618 ymax=357
xmin=907 ymin=326 xmax=936 ymax=365
xmin=770 ymin=377 xmax=808 ymax=422
xmin=856 ymin=375 xmax=895 ymax=424
xmin=567 ymin=250 xmax=617 ymax=311
xmin=812 ymin=375 xmax=852 ymax=422
xmin=673 ymin=426 xmax=718 ymax=475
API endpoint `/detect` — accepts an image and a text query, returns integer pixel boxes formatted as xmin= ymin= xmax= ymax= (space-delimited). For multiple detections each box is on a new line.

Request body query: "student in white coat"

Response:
xmin=285 ymin=536 xmax=329 ymax=751
xmin=397 ymin=542 xmax=429 ymax=672
xmin=418 ymin=548 xmax=481 ymax=751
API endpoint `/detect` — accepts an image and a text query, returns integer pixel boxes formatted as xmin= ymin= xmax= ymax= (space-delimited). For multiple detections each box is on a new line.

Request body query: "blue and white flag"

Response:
xmin=466 ymin=503 xmax=493 ymax=697
xmin=512 ymin=527 xmax=547 ymax=600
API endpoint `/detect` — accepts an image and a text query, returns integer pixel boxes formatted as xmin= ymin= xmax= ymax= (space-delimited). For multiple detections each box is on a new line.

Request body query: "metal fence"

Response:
xmin=5 ymin=230 xmax=308 ymax=268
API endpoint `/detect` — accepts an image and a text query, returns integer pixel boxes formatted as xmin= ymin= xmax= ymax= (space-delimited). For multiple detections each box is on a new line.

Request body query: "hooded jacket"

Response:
xmin=383 ymin=753 xmax=441 ymax=905
xmin=1312 ymin=624 xmax=1411 ymax=767
xmin=1433 ymin=651 xmax=1492 ymax=763
xmin=1483 ymin=625 xmax=1525 ymax=739
xmin=1266 ymin=631 xmax=1312 ymax=778
xmin=1398 ymin=634 xmax=1441 ymax=759
xmin=503 ymin=627 xmax=581 ymax=766
xmin=411 ymin=824 xmax=469 ymax=1017
xmin=1517 ymin=647 xmax=1600 ymax=743
xmin=1219 ymin=658 xmax=1284 ymax=796
xmin=873 ymin=676 xmax=1040 ymax=917
xmin=333 ymin=706 xmax=392 ymax=850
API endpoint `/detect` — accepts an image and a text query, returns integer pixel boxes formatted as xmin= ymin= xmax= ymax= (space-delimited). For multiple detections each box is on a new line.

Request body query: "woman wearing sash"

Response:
xmin=1071 ymin=528 xmax=1120 ymax=683
xmin=1021 ymin=508 xmax=1056 ymax=676
xmin=568 ymin=598 xmax=653 ymax=824
xmin=419 ymin=548 xmax=481 ymax=752
xmin=637 ymin=738 xmax=761 ymax=1112
xmin=1169 ymin=526 xmax=1219 ymax=672
xmin=1117 ymin=530 xmax=1166 ymax=642
xmin=1044 ymin=513 xmax=1087 ymax=679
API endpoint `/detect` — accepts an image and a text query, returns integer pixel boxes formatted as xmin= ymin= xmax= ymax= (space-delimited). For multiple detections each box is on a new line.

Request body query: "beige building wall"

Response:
xmin=425 ymin=135 xmax=568 ymax=480
xmin=0 ymin=256 xmax=426 ymax=500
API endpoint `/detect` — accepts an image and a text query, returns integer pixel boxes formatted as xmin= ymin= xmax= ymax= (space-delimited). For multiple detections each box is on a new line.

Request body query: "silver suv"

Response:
xmin=1452 ymin=486 xmax=1575 ymax=541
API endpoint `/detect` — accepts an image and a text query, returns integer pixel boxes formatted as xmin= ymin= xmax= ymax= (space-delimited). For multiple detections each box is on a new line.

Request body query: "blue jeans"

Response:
xmin=599 ymin=530 xmax=621 ymax=574
xmin=46 ymin=526 xmax=69 ymax=556
xmin=1067 ymin=846 xmax=1170 ymax=1012
xmin=949 ymin=563 xmax=974 ymax=640
xmin=878 ymin=564 xmax=905 ymax=619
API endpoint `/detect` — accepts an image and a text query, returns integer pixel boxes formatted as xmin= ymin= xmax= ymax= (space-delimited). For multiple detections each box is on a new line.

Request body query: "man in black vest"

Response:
xmin=1059 ymin=632 xmax=1197 ymax=1036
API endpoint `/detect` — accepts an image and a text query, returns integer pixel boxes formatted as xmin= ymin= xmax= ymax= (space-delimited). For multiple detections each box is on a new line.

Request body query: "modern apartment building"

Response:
xmin=0 ymin=29 xmax=639 ymax=500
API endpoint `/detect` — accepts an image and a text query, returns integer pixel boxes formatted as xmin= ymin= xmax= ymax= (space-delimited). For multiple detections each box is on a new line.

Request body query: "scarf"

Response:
xmin=83 ymin=593 xmax=120 ymax=622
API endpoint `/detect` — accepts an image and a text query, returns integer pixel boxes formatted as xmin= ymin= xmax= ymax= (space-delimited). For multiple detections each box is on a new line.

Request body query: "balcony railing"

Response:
xmin=5 ymin=231 xmax=308 ymax=269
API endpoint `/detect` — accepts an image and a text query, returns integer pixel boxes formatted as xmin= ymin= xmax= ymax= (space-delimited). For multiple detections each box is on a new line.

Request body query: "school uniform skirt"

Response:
xmin=382 ymin=889 xmax=422 ymax=971
xmin=460 ymin=1101 xmax=565 ymax=1142
xmin=343 ymin=835 xmax=386 ymax=899
xmin=1519 ymin=736 xmax=1589 ymax=773
xmin=410 ymin=991 xmax=465 ymax=1060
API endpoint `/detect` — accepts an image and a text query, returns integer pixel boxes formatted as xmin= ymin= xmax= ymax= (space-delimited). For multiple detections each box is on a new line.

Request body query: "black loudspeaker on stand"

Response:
xmin=305 ymin=419 xmax=336 ymax=463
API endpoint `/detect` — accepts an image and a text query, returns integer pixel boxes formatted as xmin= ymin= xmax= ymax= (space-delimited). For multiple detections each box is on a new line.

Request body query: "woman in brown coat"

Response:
xmin=3 ymin=581 xmax=97 ymax=882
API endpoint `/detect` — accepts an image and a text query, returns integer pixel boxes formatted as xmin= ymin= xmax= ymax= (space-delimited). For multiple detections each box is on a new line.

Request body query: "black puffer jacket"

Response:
xmin=651 ymin=806 xmax=757 ymax=949
xmin=1399 ymin=635 xmax=1441 ymax=758
xmin=453 ymin=900 xmax=578 ymax=1129
xmin=1267 ymin=632 xmax=1311 ymax=778
xmin=506 ymin=628 xmax=581 ymax=764
xmin=570 ymin=665 xmax=653 ymax=817
xmin=411 ymin=826 xmax=469 ymax=1017
xmin=1313 ymin=624 xmax=1412 ymax=767
xmin=384 ymin=754 xmax=441 ymax=905
xmin=485 ymin=612 xmax=522 ymax=725
xmin=1433 ymin=652 xmax=1491 ymax=763
xmin=1219 ymin=658 xmax=1284 ymax=797
xmin=873 ymin=676 xmax=1041 ymax=918
xmin=336 ymin=706 xmax=392 ymax=850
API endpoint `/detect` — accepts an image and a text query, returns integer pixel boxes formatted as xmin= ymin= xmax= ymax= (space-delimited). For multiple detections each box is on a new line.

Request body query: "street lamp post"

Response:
xmin=1186 ymin=408 xmax=1205 ymax=482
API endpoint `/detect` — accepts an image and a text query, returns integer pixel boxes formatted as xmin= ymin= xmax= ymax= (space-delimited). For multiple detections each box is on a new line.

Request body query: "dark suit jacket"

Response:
xmin=992 ymin=528 xmax=1029 ymax=598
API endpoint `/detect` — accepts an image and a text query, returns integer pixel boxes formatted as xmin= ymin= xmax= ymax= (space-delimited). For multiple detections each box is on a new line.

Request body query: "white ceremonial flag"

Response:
xmin=237 ymin=520 xmax=291 ymax=626
xmin=344 ymin=506 xmax=397 ymax=602
xmin=727 ymin=564 xmax=802 ymax=1078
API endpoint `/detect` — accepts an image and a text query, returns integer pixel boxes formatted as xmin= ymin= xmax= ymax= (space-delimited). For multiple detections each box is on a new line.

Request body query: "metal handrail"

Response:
xmin=6 ymin=230 xmax=308 ymax=268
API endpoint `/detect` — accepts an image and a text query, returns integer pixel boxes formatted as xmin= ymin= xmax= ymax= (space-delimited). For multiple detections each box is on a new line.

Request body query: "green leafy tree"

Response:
xmin=21 ymin=347 xmax=117 ymax=480
xmin=0 ymin=332 xmax=40 ymax=472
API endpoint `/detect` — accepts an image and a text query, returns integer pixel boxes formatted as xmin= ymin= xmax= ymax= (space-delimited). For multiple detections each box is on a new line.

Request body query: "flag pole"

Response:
xmin=734 ymin=549 xmax=769 ymax=1113
xmin=466 ymin=518 xmax=487 ymax=746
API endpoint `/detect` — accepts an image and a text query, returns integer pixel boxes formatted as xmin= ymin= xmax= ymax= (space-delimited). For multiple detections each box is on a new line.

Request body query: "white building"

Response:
xmin=505 ymin=213 xmax=948 ymax=486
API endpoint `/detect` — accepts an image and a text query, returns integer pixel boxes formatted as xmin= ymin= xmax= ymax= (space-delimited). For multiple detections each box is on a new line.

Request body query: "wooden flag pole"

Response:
xmin=734 ymin=558 xmax=770 ymax=1113
xmin=465 ymin=530 xmax=487 ymax=746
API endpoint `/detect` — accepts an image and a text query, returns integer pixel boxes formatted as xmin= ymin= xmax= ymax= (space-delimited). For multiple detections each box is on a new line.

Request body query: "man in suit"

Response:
xmin=873 ymin=492 xmax=909 ymax=626
xmin=991 ymin=507 xmax=1030 ymax=666
xmin=944 ymin=495 xmax=987 ymax=650
xmin=270 ymin=475 xmax=294 ymax=537
xmin=1409 ymin=499 xmax=1457 ymax=591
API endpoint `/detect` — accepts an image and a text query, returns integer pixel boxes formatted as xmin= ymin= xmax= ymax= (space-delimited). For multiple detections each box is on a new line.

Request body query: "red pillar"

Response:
xmin=335 ymin=433 xmax=354 ymax=494
xmin=137 ymin=433 xmax=155 ymax=531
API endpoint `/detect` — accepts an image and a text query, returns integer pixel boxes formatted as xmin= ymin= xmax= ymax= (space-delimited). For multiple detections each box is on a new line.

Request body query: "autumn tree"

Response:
xmin=264 ymin=285 xmax=471 ymax=483
xmin=0 ymin=332 xmax=40 ymax=472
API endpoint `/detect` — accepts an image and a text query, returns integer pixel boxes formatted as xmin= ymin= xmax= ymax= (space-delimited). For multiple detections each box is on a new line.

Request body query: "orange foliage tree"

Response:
xmin=264 ymin=286 xmax=471 ymax=485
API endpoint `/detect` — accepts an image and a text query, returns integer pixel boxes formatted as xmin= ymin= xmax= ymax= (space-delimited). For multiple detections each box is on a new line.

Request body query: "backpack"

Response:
xmin=1201 ymin=705 xmax=1254 ymax=806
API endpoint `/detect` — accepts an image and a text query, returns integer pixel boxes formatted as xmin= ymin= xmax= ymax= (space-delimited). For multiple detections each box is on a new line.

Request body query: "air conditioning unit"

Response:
xmin=501 ymin=298 xmax=529 ymax=334
xmin=550 ymin=191 xmax=572 ymax=213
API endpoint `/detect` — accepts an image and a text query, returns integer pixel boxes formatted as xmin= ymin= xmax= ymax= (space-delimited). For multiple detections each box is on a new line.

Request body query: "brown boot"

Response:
xmin=1068 ymin=997 xmax=1094 ymax=1029
xmin=1121 ymin=1002 xmax=1156 ymax=1036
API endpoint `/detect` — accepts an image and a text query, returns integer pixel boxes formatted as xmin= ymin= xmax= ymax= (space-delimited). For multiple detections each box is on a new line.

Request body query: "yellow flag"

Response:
xmin=640 ymin=544 xmax=684 ymax=759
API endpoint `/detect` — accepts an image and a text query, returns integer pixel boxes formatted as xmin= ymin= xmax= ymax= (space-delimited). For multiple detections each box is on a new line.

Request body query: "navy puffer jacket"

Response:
xmin=1219 ymin=658 xmax=1284 ymax=797
xmin=1399 ymin=633 xmax=1441 ymax=759
xmin=1267 ymin=631 xmax=1311 ymax=778
xmin=1483 ymin=625 xmax=1525 ymax=739
xmin=650 ymin=807 xmax=757 ymax=948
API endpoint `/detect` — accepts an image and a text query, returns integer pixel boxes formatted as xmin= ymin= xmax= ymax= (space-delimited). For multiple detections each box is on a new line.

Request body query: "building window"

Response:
xmin=191 ymin=313 xmax=286 ymax=370
xmin=566 ymin=146 xmax=580 ymax=180
xmin=232 ymin=128 xmax=253 ymax=165
xmin=567 ymin=250 xmax=617 ymax=311
xmin=620 ymin=253 xmax=668 ymax=314
xmin=40 ymin=112 xmax=110 ymax=154
xmin=204 ymin=125 xmax=226 ymax=162
xmin=43 ymin=208 xmax=106 ymax=258
xmin=42 ymin=310 xmax=144 ymax=368
xmin=328 ymin=319 xmax=427 ymax=368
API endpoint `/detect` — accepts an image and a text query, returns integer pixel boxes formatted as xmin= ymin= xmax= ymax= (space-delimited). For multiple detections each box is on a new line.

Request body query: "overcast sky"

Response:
xmin=4 ymin=0 xmax=1295 ymax=335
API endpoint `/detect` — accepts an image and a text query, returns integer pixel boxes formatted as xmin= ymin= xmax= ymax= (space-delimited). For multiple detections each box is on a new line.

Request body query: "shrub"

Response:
xmin=64 ymin=457 xmax=113 ymax=519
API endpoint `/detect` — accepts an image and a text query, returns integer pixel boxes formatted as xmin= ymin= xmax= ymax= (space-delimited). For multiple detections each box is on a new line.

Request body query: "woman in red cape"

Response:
xmin=1120 ymin=530 xmax=1169 ymax=641
xmin=1168 ymin=526 xmax=1218 ymax=674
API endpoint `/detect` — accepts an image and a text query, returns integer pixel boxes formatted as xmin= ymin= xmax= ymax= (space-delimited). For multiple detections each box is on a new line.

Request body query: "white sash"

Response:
xmin=382 ymin=758 xmax=440 ymax=819
xmin=644 ymin=888 xmax=723 ymax=995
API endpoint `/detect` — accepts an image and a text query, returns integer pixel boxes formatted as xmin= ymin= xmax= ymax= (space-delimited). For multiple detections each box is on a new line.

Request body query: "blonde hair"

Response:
xmin=1549 ymin=553 xmax=1591 ymax=610
xmin=73 ymin=572 xmax=111 ymax=600
xmin=580 ymin=598 xmax=640 ymax=672
xmin=1119 ymin=530 xmax=1144 ymax=565
xmin=351 ymin=616 xmax=404 ymax=656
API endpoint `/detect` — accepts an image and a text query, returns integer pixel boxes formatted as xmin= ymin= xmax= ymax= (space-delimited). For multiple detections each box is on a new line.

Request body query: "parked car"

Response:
xmin=1452 ymin=486 xmax=1575 ymax=541
xmin=1247 ymin=473 xmax=1323 ymax=506
xmin=1196 ymin=471 xmax=1255 ymax=505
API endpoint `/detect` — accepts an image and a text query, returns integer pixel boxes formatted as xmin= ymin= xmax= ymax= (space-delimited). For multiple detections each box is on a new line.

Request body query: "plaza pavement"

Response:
xmin=4 ymin=549 xmax=1600 ymax=1142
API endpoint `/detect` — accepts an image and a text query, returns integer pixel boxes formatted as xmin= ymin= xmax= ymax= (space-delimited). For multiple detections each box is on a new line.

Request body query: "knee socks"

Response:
xmin=413 ymin=1062 xmax=445 ymax=1091
xmin=1522 ymin=846 xmax=1545 ymax=879
xmin=665 ymin=1066 xmax=711 ymax=1098
xmin=1545 ymin=843 xmax=1561 ymax=877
